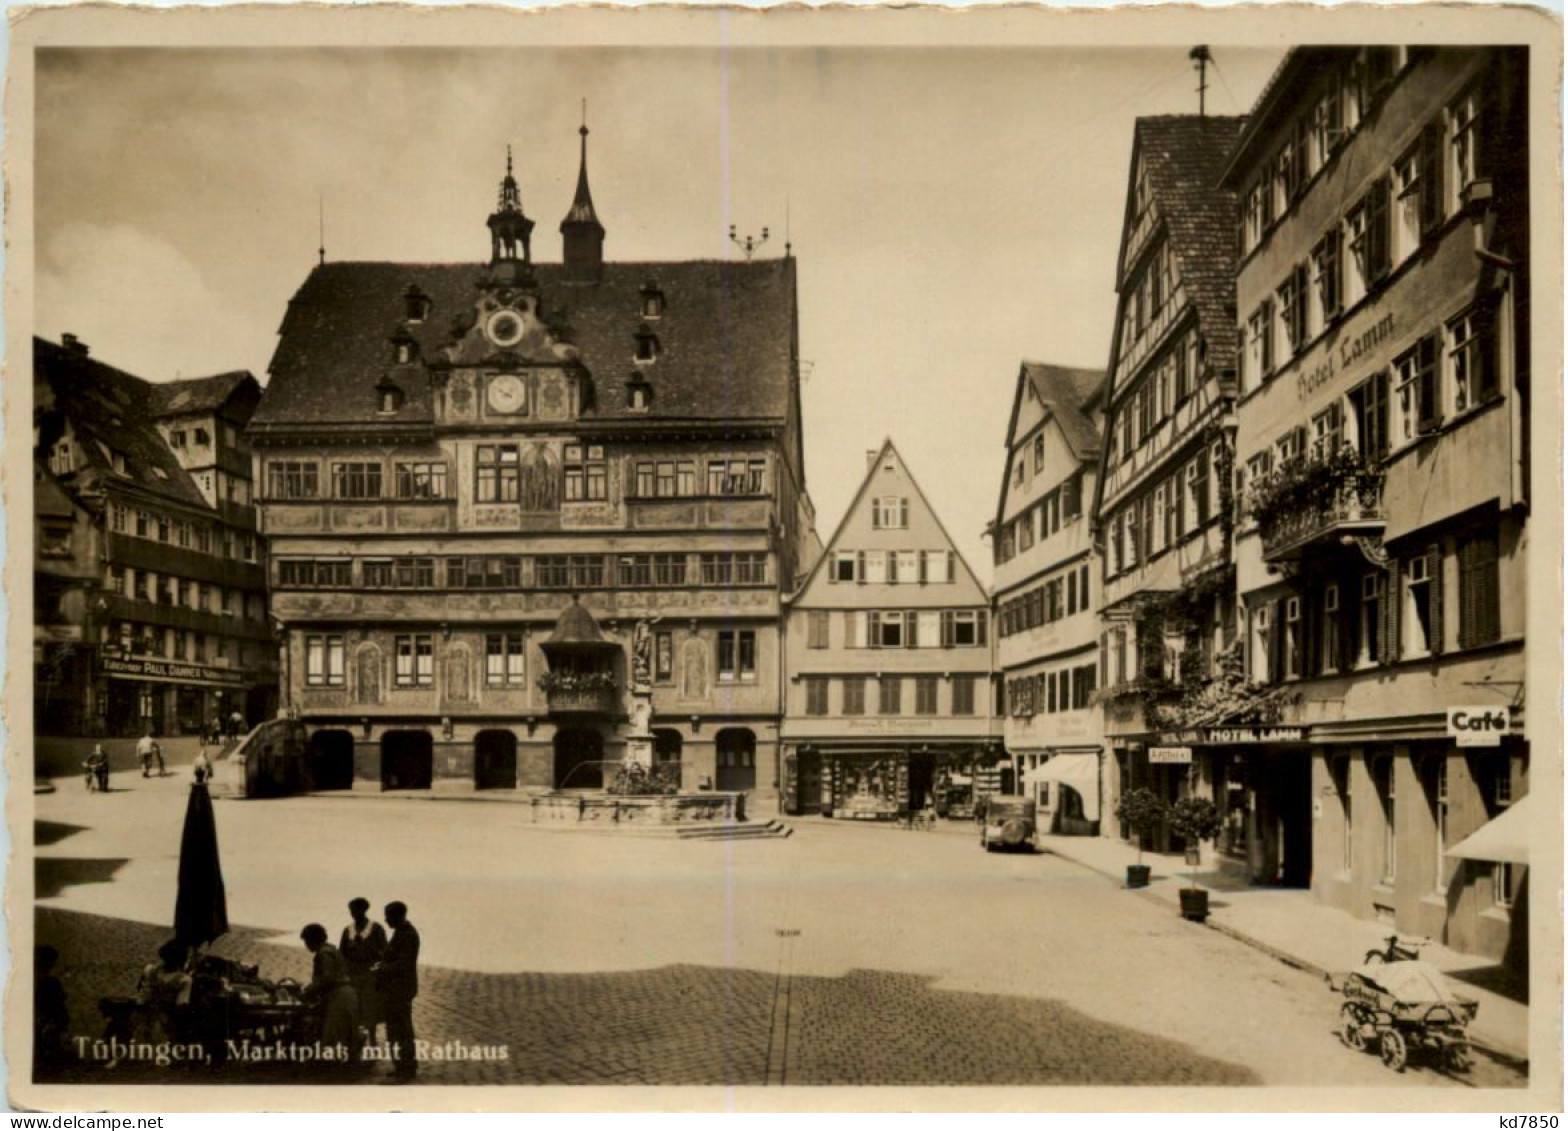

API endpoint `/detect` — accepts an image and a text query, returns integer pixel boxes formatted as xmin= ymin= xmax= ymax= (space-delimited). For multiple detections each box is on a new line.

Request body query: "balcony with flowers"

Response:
xmin=1248 ymin=448 xmax=1385 ymax=564
xmin=538 ymin=596 xmax=622 ymax=716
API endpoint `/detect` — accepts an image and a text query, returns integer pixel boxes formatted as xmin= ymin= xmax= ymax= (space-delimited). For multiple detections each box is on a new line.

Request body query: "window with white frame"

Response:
xmin=1311 ymin=403 xmax=1344 ymax=460
xmin=871 ymin=496 xmax=909 ymax=530
xmin=1276 ymin=266 xmax=1308 ymax=356
xmin=717 ymin=630 xmax=757 ymax=682
xmin=1284 ymin=595 xmax=1303 ymax=680
xmin=1311 ymin=230 xmax=1342 ymax=330
xmin=1446 ymin=309 xmax=1494 ymax=415
xmin=306 ymin=634 xmax=345 ymax=687
xmin=485 ymin=634 xmax=526 ymax=687
xmin=863 ymin=550 xmax=887 ymax=585
xmin=1246 ymin=301 xmax=1274 ymax=389
xmin=1448 ymin=87 xmax=1484 ymax=211
xmin=1431 ymin=756 xmax=1450 ymax=894
xmin=1393 ymin=336 xmax=1440 ymax=444
xmin=1404 ymin=551 xmax=1436 ymax=658
xmin=394 ymin=634 xmax=434 ymax=687
xmin=1393 ymin=142 xmax=1426 ymax=265
xmin=1322 ymin=583 xmax=1342 ymax=674
xmin=1359 ymin=571 xmax=1385 ymax=667
xmin=1252 ymin=603 xmax=1273 ymax=682
xmin=1373 ymin=753 xmax=1396 ymax=884
xmin=833 ymin=551 xmax=857 ymax=583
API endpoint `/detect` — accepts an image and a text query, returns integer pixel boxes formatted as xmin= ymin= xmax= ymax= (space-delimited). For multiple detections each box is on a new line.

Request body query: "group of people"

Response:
xmin=299 ymin=898 xmax=421 ymax=1082
xmin=80 ymin=734 xmax=220 ymax=793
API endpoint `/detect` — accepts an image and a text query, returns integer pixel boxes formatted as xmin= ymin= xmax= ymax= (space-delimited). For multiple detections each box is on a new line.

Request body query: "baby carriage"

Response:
xmin=1327 ymin=960 xmax=1478 ymax=1073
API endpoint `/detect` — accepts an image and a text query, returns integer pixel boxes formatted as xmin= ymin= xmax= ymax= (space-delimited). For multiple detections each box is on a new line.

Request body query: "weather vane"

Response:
xmin=729 ymin=224 xmax=770 ymax=261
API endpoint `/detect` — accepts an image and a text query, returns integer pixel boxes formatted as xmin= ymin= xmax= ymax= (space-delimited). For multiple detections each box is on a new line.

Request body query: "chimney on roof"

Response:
xmin=61 ymin=333 xmax=89 ymax=358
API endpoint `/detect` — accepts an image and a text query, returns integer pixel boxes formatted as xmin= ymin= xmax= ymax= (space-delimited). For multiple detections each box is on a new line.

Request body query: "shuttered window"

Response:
xmin=806 ymin=611 xmax=830 ymax=649
xmin=842 ymin=678 xmax=866 ymax=716
xmin=1457 ymin=527 xmax=1501 ymax=648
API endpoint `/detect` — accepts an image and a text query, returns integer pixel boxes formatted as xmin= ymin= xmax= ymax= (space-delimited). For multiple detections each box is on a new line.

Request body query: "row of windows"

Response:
xmin=108 ymin=620 xmax=261 ymax=668
xmin=1117 ymin=242 xmax=1181 ymax=360
xmin=304 ymin=628 xmax=762 ymax=688
xmin=830 ymin=549 xmax=957 ymax=585
xmin=1252 ymin=525 xmax=1502 ymax=680
xmin=1242 ymin=88 xmax=1497 ymax=395
xmin=106 ymin=503 xmax=258 ymax=563
xmin=803 ymin=675 xmax=979 ymax=717
xmin=1110 ymin=330 xmax=1204 ymax=467
xmin=829 ymin=609 xmax=987 ymax=650
xmin=1104 ymin=441 xmax=1225 ymax=579
xmin=276 ymin=552 xmax=770 ymax=590
xmin=1240 ymin=311 xmax=1500 ymax=509
xmin=269 ymin=453 xmax=771 ymax=504
xmin=995 ymin=472 xmax=1086 ymax=565
xmin=1333 ymin=748 xmax=1516 ymax=904
xmin=106 ymin=565 xmax=263 ymax=621
xmin=1006 ymin=664 xmax=1097 ymax=717
xmin=626 ymin=458 xmax=768 ymax=499
xmin=997 ymin=563 xmax=1093 ymax=637
xmin=805 ymin=609 xmax=986 ymax=650
xmin=1239 ymin=48 xmax=1408 ymax=257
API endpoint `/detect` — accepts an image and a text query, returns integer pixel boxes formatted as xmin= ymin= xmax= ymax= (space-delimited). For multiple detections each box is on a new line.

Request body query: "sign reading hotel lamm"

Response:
xmin=101 ymin=657 xmax=247 ymax=686
xmin=1159 ymin=726 xmax=1307 ymax=745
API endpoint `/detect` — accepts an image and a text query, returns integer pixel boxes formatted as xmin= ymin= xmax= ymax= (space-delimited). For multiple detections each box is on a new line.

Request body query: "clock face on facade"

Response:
xmin=486 ymin=309 xmax=526 ymax=348
xmin=486 ymin=374 xmax=527 ymax=415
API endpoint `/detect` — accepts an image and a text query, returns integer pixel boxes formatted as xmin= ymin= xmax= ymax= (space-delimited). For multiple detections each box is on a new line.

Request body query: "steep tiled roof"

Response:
xmin=256 ymin=258 xmax=797 ymax=429
xmin=34 ymin=338 xmax=209 ymax=509
xmin=1134 ymin=115 xmax=1247 ymax=370
xmin=147 ymin=371 xmax=252 ymax=417
xmin=1021 ymin=362 xmax=1105 ymax=462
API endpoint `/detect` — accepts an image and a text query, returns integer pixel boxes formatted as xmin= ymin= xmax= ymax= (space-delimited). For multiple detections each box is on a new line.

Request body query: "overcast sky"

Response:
xmin=35 ymin=46 xmax=1285 ymax=576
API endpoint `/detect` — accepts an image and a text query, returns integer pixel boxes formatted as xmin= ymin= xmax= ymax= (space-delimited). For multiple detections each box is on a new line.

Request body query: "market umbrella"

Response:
xmin=1445 ymin=793 xmax=1531 ymax=865
xmin=173 ymin=782 xmax=229 ymax=948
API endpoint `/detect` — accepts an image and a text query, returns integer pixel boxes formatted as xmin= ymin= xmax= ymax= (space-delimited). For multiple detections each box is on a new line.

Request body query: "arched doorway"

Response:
xmin=309 ymin=729 xmax=356 ymax=791
xmin=474 ymin=729 xmax=518 ymax=790
xmin=381 ymin=730 xmax=433 ymax=791
xmin=715 ymin=728 xmax=757 ymax=792
xmin=653 ymin=728 xmax=683 ymax=764
xmin=554 ymin=728 xmax=604 ymax=789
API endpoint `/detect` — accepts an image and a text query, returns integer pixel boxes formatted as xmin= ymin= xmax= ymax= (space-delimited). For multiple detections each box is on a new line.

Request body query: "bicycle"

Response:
xmin=1364 ymin=935 xmax=1430 ymax=964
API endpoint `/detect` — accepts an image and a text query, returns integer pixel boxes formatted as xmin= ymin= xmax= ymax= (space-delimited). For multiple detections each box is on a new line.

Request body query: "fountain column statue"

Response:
xmin=626 ymin=615 xmax=661 ymax=769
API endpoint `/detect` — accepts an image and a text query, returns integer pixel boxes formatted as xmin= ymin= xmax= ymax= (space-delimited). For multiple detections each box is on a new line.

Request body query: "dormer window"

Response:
xmin=377 ymin=378 xmax=405 ymax=415
xmin=403 ymin=283 xmax=431 ymax=324
xmin=194 ymin=428 xmax=210 ymax=446
xmin=626 ymin=374 xmax=653 ymax=412
xmin=169 ymin=430 xmax=186 ymax=449
xmin=640 ymin=283 xmax=665 ymax=319
xmin=391 ymin=327 xmax=419 ymax=365
xmin=634 ymin=325 xmax=660 ymax=364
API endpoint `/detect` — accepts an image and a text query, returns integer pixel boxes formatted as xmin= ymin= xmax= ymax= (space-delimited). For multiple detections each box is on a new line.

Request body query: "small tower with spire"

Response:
xmin=487 ymin=146 xmax=536 ymax=285
xmin=560 ymin=104 xmax=606 ymax=282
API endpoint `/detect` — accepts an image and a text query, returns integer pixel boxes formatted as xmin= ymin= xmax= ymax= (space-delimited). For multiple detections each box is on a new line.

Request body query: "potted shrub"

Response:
xmin=1168 ymin=795 xmax=1224 ymax=921
xmin=1113 ymin=788 xmax=1168 ymax=889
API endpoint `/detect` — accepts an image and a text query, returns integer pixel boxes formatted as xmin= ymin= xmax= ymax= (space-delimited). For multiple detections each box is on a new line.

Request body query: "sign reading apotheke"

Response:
xmin=101 ymin=656 xmax=247 ymax=686
xmin=1446 ymin=707 xmax=1509 ymax=747
xmin=1148 ymin=746 xmax=1193 ymax=764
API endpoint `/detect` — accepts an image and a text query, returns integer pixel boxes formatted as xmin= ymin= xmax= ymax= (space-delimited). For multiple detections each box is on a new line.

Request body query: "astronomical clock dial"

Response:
xmin=486 ymin=374 xmax=527 ymax=415
xmin=486 ymin=309 xmax=526 ymax=349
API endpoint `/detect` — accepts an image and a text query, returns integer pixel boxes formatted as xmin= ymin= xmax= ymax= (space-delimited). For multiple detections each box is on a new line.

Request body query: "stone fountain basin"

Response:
xmin=526 ymin=790 xmax=746 ymax=825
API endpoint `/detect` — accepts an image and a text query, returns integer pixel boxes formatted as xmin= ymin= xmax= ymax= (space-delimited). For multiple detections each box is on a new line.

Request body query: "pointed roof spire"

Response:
xmin=563 ymin=101 xmax=603 ymax=230
xmin=497 ymin=144 xmax=522 ymax=213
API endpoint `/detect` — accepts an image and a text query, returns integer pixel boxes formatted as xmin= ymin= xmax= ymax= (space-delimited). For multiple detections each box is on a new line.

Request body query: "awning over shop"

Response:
xmin=1445 ymin=794 xmax=1531 ymax=864
xmin=1021 ymin=753 xmax=1101 ymax=821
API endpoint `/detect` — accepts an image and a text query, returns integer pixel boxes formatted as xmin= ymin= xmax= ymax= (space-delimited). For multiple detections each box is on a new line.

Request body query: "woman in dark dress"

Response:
xmin=299 ymin=923 xmax=361 ymax=1063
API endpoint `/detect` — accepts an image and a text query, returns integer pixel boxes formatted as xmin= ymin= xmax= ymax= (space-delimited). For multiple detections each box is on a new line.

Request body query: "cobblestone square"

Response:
xmin=30 ymin=781 xmax=1524 ymax=1090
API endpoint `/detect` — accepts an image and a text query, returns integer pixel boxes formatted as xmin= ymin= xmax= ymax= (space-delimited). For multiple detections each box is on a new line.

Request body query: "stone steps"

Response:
xmin=675 ymin=819 xmax=793 ymax=842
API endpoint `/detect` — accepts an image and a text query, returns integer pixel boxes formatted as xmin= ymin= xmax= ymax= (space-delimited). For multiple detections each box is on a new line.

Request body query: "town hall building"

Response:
xmin=248 ymin=131 xmax=818 ymax=797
